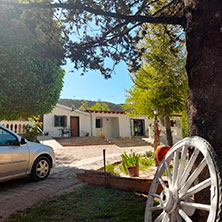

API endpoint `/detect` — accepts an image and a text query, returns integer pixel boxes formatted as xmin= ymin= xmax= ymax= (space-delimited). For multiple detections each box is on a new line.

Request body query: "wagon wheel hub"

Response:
xmin=160 ymin=189 xmax=178 ymax=214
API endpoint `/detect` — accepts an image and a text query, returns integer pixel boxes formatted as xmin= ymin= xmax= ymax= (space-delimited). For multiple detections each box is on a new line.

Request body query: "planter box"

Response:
xmin=127 ymin=165 xmax=139 ymax=177
xmin=76 ymin=170 xmax=164 ymax=193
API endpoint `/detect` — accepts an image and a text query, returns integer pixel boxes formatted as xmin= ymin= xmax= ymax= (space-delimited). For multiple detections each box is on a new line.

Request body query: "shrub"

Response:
xmin=121 ymin=152 xmax=140 ymax=174
xmin=25 ymin=116 xmax=43 ymax=142
xmin=145 ymin=151 xmax=154 ymax=158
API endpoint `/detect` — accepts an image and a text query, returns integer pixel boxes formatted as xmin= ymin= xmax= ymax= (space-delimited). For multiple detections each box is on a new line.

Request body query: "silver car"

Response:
xmin=0 ymin=125 xmax=55 ymax=182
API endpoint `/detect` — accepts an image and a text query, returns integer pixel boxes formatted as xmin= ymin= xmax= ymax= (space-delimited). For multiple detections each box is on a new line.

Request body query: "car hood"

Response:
xmin=27 ymin=141 xmax=54 ymax=154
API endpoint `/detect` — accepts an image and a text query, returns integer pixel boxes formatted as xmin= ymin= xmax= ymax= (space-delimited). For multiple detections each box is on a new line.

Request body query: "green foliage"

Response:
xmin=8 ymin=1 xmax=185 ymax=79
xmin=0 ymin=2 xmax=65 ymax=120
xmin=79 ymin=101 xmax=89 ymax=110
xmin=104 ymin=163 xmax=121 ymax=176
xmin=110 ymin=154 xmax=155 ymax=175
xmin=121 ymin=152 xmax=140 ymax=173
xmin=139 ymin=158 xmax=154 ymax=168
xmin=145 ymin=151 xmax=155 ymax=158
xmin=24 ymin=116 xmax=42 ymax=142
xmin=181 ymin=111 xmax=188 ymax=137
xmin=124 ymin=24 xmax=188 ymax=119
xmin=105 ymin=163 xmax=114 ymax=172
xmin=89 ymin=101 xmax=110 ymax=111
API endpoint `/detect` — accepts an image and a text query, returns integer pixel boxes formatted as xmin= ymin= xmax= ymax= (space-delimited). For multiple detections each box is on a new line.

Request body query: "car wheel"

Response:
xmin=30 ymin=156 xmax=51 ymax=181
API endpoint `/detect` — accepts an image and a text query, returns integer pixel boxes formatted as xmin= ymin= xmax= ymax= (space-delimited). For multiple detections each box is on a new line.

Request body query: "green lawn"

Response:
xmin=6 ymin=185 xmax=147 ymax=222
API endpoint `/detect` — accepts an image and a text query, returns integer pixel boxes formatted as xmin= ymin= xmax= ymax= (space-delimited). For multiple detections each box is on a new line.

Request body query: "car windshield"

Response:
xmin=0 ymin=128 xmax=18 ymax=146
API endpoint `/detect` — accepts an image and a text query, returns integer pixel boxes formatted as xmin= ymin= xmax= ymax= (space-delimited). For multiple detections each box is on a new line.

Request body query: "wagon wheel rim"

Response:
xmin=145 ymin=136 xmax=220 ymax=222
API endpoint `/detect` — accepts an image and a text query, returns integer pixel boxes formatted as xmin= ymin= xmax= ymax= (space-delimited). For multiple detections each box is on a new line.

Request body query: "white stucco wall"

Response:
xmin=91 ymin=113 xmax=153 ymax=138
xmin=43 ymin=104 xmax=183 ymax=142
xmin=102 ymin=117 xmax=113 ymax=138
xmin=43 ymin=105 xmax=90 ymax=137
xmin=90 ymin=112 xmax=122 ymax=138
xmin=111 ymin=117 xmax=119 ymax=138
xmin=118 ymin=115 xmax=131 ymax=137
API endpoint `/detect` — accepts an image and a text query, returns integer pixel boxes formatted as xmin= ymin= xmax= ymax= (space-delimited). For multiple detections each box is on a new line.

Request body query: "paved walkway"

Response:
xmin=0 ymin=140 xmax=153 ymax=222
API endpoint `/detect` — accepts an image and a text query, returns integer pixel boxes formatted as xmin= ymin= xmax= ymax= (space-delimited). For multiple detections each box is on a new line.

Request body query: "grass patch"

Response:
xmin=6 ymin=185 xmax=147 ymax=222
xmin=139 ymin=158 xmax=155 ymax=171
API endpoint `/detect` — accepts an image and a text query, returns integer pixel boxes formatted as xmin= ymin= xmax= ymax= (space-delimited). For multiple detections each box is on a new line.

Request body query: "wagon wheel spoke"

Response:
xmin=175 ymin=146 xmax=188 ymax=187
xmin=148 ymin=205 xmax=162 ymax=212
xmin=162 ymin=212 xmax=169 ymax=222
xmin=178 ymin=209 xmax=193 ymax=222
xmin=178 ymin=148 xmax=200 ymax=189
xmin=145 ymin=136 xmax=221 ymax=222
xmin=152 ymin=194 xmax=160 ymax=199
xmin=180 ymin=178 xmax=211 ymax=199
xmin=158 ymin=177 xmax=167 ymax=190
xmin=172 ymin=150 xmax=179 ymax=186
xmin=180 ymin=201 xmax=210 ymax=211
xmin=164 ymin=161 xmax=172 ymax=188
xmin=153 ymin=212 xmax=164 ymax=222
xmin=180 ymin=158 xmax=207 ymax=194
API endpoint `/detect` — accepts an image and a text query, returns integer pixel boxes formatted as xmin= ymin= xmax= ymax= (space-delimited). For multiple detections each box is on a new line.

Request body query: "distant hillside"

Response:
xmin=58 ymin=99 xmax=124 ymax=111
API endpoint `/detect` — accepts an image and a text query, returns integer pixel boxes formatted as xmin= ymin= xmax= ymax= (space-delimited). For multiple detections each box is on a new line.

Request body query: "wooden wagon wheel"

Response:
xmin=145 ymin=136 xmax=222 ymax=222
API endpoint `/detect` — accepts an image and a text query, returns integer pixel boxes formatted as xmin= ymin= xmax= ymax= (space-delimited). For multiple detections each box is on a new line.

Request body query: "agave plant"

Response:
xmin=121 ymin=151 xmax=140 ymax=174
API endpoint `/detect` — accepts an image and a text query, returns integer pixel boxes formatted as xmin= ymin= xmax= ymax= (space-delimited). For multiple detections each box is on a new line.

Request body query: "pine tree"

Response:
xmin=124 ymin=24 xmax=188 ymax=146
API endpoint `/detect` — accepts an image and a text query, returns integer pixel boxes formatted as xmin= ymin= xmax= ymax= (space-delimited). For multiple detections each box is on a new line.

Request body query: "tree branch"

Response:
xmin=0 ymin=1 xmax=186 ymax=26
xmin=152 ymin=0 xmax=178 ymax=16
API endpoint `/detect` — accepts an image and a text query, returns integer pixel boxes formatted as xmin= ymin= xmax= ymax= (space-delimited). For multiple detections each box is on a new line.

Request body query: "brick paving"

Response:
xmin=0 ymin=140 xmax=153 ymax=222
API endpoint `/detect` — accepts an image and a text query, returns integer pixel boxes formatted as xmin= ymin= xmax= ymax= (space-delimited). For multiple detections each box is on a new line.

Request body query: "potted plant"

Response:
xmin=121 ymin=152 xmax=140 ymax=177
xmin=98 ymin=130 xmax=105 ymax=138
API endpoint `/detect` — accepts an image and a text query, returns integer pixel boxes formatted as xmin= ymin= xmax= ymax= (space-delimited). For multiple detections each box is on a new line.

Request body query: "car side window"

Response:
xmin=0 ymin=128 xmax=19 ymax=146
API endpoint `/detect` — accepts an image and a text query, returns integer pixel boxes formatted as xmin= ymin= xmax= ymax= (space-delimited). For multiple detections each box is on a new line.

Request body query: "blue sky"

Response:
xmin=60 ymin=60 xmax=133 ymax=104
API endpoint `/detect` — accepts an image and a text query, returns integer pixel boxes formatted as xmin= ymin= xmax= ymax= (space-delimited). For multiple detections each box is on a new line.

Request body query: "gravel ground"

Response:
xmin=55 ymin=144 xmax=152 ymax=165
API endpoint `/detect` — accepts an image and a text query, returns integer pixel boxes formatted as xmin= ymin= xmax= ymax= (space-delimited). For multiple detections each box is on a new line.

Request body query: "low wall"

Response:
xmin=76 ymin=170 xmax=163 ymax=193
xmin=0 ymin=120 xmax=33 ymax=134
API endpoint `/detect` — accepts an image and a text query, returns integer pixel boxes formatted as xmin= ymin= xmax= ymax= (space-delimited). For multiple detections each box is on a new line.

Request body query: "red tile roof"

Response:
xmin=86 ymin=110 xmax=125 ymax=114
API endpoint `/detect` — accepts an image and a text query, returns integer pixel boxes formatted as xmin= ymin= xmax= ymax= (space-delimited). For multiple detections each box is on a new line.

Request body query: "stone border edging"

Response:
xmin=76 ymin=170 xmax=163 ymax=193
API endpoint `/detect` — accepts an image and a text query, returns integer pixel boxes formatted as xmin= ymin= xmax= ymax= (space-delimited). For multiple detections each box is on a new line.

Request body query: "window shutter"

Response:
xmin=130 ymin=119 xmax=134 ymax=136
xmin=64 ymin=116 xmax=67 ymax=127
xmin=54 ymin=116 xmax=57 ymax=127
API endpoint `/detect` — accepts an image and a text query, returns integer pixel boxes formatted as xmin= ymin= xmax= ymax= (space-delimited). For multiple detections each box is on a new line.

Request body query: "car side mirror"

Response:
xmin=20 ymin=138 xmax=27 ymax=145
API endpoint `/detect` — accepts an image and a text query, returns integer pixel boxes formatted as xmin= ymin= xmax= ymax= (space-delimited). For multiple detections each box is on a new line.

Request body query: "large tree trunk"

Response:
xmin=185 ymin=0 xmax=222 ymax=221
xmin=185 ymin=0 xmax=222 ymax=156
xmin=165 ymin=116 xmax=173 ymax=147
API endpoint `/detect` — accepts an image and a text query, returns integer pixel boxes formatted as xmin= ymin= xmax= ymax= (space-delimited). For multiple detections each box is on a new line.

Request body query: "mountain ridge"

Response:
xmin=58 ymin=98 xmax=124 ymax=111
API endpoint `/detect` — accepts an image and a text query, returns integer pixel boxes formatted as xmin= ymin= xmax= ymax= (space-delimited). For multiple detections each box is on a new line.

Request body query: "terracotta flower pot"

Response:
xmin=127 ymin=165 xmax=139 ymax=177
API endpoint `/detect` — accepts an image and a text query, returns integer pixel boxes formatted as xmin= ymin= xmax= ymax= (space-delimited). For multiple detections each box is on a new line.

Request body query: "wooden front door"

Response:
xmin=70 ymin=117 xmax=79 ymax=137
